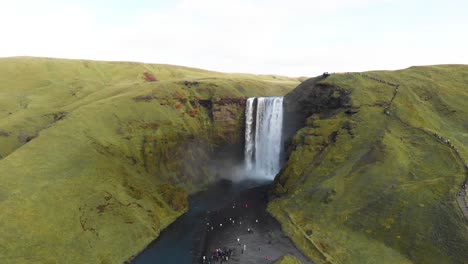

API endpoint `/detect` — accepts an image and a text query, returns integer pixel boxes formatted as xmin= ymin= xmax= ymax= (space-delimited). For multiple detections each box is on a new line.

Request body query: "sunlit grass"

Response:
xmin=270 ymin=65 xmax=468 ymax=264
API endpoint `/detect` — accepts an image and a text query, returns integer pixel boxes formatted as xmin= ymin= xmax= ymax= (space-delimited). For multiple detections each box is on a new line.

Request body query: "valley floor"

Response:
xmin=132 ymin=180 xmax=312 ymax=264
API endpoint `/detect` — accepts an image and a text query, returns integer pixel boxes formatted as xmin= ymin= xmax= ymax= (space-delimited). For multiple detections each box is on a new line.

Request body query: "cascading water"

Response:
xmin=244 ymin=98 xmax=256 ymax=171
xmin=244 ymin=97 xmax=284 ymax=179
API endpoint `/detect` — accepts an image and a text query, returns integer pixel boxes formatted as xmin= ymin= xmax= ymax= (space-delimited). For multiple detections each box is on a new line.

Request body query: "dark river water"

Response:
xmin=131 ymin=179 xmax=313 ymax=264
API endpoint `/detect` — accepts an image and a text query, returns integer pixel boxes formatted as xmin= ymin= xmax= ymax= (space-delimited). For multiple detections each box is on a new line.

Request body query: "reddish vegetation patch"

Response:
xmin=143 ymin=71 xmax=158 ymax=82
xmin=188 ymin=109 xmax=198 ymax=117
xmin=175 ymin=103 xmax=182 ymax=109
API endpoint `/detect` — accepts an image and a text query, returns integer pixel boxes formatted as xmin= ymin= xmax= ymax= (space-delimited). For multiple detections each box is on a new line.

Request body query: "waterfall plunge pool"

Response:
xmin=131 ymin=180 xmax=313 ymax=264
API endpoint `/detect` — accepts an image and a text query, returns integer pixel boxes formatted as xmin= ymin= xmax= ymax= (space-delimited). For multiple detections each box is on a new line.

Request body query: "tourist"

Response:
xmin=237 ymin=238 xmax=240 ymax=245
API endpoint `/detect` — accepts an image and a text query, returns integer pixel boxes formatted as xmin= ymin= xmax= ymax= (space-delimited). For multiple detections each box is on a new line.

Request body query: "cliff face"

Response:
xmin=269 ymin=66 xmax=468 ymax=264
xmin=0 ymin=57 xmax=299 ymax=264
xmin=138 ymin=97 xmax=247 ymax=190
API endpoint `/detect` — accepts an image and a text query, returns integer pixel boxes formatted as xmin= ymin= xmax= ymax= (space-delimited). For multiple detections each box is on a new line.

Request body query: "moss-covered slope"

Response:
xmin=275 ymin=255 xmax=303 ymax=264
xmin=0 ymin=57 xmax=299 ymax=263
xmin=270 ymin=65 xmax=468 ymax=264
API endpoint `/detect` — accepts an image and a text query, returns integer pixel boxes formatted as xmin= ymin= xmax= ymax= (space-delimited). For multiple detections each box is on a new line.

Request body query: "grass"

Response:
xmin=275 ymin=254 xmax=303 ymax=264
xmin=0 ymin=57 xmax=299 ymax=263
xmin=2 ymin=57 xmax=467 ymax=264
xmin=270 ymin=65 xmax=468 ymax=264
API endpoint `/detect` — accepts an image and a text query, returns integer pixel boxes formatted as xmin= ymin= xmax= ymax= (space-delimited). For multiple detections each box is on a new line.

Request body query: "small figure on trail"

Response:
xmin=245 ymin=203 xmax=248 ymax=209
xmin=220 ymin=223 xmax=223 ymax=227
xmin=237 ymin=237 xmax=240 ymax=245
xmin=211 ymin=226 xmax=214 ymax=230
xmin=266 ymin=255 xmax=270 ymax=261
xmin=255 ymin=219 xmax=259 ymax=223
xmin=243 ymin=244 xmax=246 ymax=252
xmin=247 ymin=227 xmax=254 ymax=234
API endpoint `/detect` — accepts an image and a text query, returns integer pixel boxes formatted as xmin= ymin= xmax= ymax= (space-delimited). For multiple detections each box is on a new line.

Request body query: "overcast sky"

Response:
xmin=0 ymin=0 xmax=467 ymax=76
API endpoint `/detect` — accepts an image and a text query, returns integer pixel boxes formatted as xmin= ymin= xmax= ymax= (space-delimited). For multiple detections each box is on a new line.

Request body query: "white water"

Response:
xmin=244 ymin=97 xmax=284 ymax=179
xmin=244 ymin=98 xmax=256 ymax=171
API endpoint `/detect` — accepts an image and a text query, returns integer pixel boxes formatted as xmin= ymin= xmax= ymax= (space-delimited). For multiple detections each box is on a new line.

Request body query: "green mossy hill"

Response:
xmin=0 ymin=57 xmax=299 ymax=263
xmin=270 ymin=65 xmax=468 ymax=264
xmin=275 ymin=255 xmax=303 ymax=264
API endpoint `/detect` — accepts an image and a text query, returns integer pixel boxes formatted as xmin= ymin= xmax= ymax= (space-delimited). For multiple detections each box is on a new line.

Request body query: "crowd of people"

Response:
xmin=202 ymin=247 xmax=233 ymax=263
xmin=201 ymin=201 xmax=272 ymax=263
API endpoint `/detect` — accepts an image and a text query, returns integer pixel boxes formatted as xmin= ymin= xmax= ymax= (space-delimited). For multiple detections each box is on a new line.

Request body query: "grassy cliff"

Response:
xmin=0 ymin=57 xmax=299 ymax=263
xmin=270 ymin=65 xmax=468 ymax=264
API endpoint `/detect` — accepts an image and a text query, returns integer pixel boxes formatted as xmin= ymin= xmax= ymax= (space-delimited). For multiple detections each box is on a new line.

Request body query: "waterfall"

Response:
xmin=244 ymin=98 xmax=256 ymax=171
xmin=244 ymin=97 xmax=284 ymax=179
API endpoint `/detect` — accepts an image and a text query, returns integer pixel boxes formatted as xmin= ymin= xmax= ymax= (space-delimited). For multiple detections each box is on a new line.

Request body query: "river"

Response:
xmin=131 ymin=179 xmax=313 ymax=264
